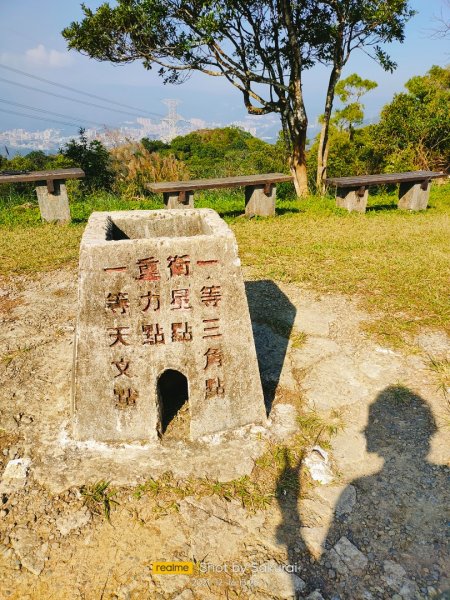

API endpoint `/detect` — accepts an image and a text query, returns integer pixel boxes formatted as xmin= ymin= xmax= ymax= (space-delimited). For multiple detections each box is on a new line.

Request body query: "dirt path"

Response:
xmin=0 ymin=268 xmax=448 ymax=600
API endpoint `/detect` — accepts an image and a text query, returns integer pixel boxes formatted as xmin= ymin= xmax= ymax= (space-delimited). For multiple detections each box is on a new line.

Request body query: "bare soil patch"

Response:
xmin=0 ymin=268 xmax=448 ymax=599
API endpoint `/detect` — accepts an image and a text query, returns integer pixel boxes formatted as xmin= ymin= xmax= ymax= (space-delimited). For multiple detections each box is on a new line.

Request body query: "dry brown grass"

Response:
xmin=110 ymin=142 xmax=190 ymax=198
xmin=0 ymin=295 xmax=22 ymax=315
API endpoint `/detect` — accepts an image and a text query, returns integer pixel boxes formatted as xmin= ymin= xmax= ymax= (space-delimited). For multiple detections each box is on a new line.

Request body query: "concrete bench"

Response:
xmin=326 ymin=171 xmax=444 ymax=213
xmin=146 ymin=173 xmax=293 ymax=217
xmin=0 ymin=167 xmax=85 ymax=223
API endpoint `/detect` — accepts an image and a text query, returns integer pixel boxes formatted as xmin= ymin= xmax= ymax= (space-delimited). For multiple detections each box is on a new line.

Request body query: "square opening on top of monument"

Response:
xmin=72 ymin=209 xmax=266 ymax=444
xmin=105 ymin=211 xmax=211 ymax=240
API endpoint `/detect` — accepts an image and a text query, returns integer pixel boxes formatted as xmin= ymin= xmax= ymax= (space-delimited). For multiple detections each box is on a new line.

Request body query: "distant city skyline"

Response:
xmin=0 ymin=97 xmax=264 ymax=153
xmin=0 ymin=0 xmax=448 ymax=153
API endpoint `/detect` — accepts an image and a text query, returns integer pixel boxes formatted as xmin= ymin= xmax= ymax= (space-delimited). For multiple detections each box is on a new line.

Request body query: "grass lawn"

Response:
xmin=0 ymin=183 xmax=449 ymax=347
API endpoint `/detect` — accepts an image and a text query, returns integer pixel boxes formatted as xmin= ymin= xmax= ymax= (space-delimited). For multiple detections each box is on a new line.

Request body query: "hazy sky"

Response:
xmin=0 ymin=0 xmax=448 ymax=147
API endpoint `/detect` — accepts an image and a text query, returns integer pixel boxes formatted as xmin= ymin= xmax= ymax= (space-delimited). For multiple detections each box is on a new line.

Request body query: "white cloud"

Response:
xmin=0 ymin=45 xmax=74 ymax=70
xmin=25 ymin=44 xmax=73 ymax=68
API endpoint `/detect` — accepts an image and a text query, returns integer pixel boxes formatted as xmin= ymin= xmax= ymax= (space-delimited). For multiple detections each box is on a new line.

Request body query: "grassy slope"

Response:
xmin=0 ymin=184 xmax=449 ymax=346
xmin=233 ymin=186 xmax=450 ymax=345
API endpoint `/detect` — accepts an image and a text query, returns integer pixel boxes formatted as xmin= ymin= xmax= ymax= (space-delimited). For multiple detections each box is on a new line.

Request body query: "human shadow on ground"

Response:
xmin=245 ymin=280 xmax=296 ymax=415
xmin=275 ymin=385 xmax=450 ymax=599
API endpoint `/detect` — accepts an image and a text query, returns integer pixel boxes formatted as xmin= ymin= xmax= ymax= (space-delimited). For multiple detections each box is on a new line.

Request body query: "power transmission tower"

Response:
xmin=161 ymin=99 xmax=182 ymax=142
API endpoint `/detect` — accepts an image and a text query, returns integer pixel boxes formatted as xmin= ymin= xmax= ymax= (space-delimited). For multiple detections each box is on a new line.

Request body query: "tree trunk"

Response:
xmin=290 ymin=127 xmax=309 ymax=197
xmin=316 ymin=65 xmax=342 ymax=194
xmin=282 ymin=102 xmax=309 ymax=198
xmin=316 ymin=121 xmax=328 ymax=192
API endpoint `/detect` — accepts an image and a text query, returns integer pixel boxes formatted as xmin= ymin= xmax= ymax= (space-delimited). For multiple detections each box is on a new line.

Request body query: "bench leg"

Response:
xmin=163 ymin=191 xmax=194 ymax=209
xmin=336 ymin=186 xmax=368 ymax=213
xmin=35 ymin=180 xmax=71 ymax=223
xmin=245 ymin=184 xmax=276 ymax=217
xmin=398 ymin=181 xmax=430 ymax=210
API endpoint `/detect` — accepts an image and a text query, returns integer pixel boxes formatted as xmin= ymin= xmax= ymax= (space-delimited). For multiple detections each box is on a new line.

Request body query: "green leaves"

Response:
xmin=81 ymin=480 xmax=119 ymax=523
xmin=374 ymin=46 xmax=397 ymax=73
xmin=312 ymin=65 xmax=449 ymax=179
xmin=62 ymin=1 xmax=414 ymax=79
xmin=335 ymin=74 xmax=378 ymax=104
xmin=332 ymin=73 xmax=378 ymax=136
xmin=377 ymin=65 xmax=450 ymax=170
xmin=61 ymin=128 xmax=114 ymax=192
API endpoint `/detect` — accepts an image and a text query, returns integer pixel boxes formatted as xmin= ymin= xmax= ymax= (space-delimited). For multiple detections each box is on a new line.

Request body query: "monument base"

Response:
xmin=73 ymin=209 xmax=266 ymax=443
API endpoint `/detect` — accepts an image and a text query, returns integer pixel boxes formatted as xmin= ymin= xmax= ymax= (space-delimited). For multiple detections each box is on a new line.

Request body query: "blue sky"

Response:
xmin=0 ymin=0 xmax=448 ymax=149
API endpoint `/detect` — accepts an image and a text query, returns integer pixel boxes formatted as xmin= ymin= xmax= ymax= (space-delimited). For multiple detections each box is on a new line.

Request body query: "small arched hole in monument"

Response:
xmin=157 ymin=369 xmax=189 ymax=440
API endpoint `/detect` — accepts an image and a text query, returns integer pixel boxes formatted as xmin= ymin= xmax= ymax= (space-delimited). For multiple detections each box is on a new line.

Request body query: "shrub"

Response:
xmin=0 ymin=151 xmax=73 ymax=201
xmin=61 ymin=128 xmax=114 ymax=192
xmin=110 ymin=142 xmax=190 ymax=198
xmin=167 ymin=127 xmax=287 ymax=179
xmin=141 ymin=138 xmax=170 ymax=153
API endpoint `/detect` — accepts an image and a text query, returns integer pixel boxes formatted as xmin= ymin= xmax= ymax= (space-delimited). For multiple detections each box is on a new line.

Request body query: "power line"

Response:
xmin=0 ymin=63 xmax=165 ymax=119
xmin=0 ymin=107 xmax=82 ymax=129
xmin=0 ymin=76 xmax=162 ymax=121
xmin=0 ymin=98 xmax=110 ymax=129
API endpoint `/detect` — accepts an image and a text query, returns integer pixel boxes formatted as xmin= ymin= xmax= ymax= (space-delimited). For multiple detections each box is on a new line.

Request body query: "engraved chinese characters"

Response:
xmin=73 ymin=209 xmax=266 ymax=443
xmin=104 ymin=254 xmax=226 ymax=408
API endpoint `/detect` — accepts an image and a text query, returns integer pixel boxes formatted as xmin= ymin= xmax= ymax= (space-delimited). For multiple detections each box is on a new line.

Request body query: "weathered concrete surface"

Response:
xmin=32 ymin=403 xmax=293 ymax=493
xmin=336 ymin=187 xmax=368 ymax=213
xmin=245 ymin=184 xmax=276 ymax=217
xmin=163 ymin=191 xmax=195 ymax=209
xmin=35 ymin=182 xmax=71 ymax=223
xmin=398 ymin=180 xmax=430 ymax=210
xmin=73 ymin=209 xmax=266 ymax=442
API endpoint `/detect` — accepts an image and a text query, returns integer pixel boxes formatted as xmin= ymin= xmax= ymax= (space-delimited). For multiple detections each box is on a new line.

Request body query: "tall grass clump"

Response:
xmin=110 ymin=142 xmax=190 ymax=198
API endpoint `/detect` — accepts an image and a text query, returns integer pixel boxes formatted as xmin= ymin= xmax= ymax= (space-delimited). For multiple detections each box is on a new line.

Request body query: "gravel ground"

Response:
xmin=0 ymin=268 xmax=448 ymax=599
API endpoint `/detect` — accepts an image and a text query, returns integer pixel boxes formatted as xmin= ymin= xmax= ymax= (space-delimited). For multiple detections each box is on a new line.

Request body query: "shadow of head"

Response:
xmin=245 ymin=280 xmax=296 ymax=415
xmin=364 ymin=385 xmax=437 ymax=460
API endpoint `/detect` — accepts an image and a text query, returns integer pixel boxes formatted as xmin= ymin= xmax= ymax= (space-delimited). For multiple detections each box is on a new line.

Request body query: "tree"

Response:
xmin=314 ymin=74 xmax=377 ymax=186
xmin=308 ymin=66 xmax=450 ymax=179
xmin=63 ymin=0 xmax=414 ymax=197
xmin=374 ymin=65 xmax=450 ymax=172
xmin=332 ymin=74 xmax=377 ymax=138
xmin=166 ymin=126 xmax=286 ymax=177
xmin=315 ymin=1 xmax=414 ymax=192
xmin=62 ymin=128 xmax=114 ymax=191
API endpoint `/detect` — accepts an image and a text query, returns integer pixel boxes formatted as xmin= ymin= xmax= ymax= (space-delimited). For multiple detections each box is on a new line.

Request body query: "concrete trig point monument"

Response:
xmin=72 ymin=209 xmax=266 ymax=443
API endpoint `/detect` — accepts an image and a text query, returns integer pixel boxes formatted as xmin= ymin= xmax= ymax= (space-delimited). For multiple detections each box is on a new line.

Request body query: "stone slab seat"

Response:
xmin=0 ymin=167 xmax=85 ymax=223
xmin=326 ymin=170 xmax=445 ymax=213
xmin=146 ymin=173 xmax=293 ymax=217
